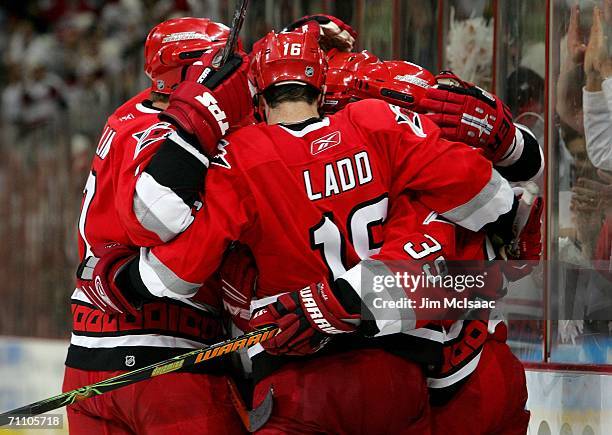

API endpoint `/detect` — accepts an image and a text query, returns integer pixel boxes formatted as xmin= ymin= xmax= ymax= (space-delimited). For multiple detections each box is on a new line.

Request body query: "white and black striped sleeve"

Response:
xmin=494 ymin=123 xmax=544 ymax=182
xmin=133 ymin=130 xmax=210 ymax=242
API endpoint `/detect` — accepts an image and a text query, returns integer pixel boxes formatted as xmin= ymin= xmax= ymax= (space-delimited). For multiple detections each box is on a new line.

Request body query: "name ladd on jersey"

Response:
xmin=303 ymin=151 xmax=372 ymax=200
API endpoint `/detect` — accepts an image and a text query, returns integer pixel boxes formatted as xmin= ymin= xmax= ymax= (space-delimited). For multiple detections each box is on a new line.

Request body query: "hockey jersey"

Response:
xmin=133 ymin=99 xmax=514 ymax=317
xmin=223 ymin=194 xmax=505 ymax=401
xmin=355 ymin=194 xmax=505 ymax=403
xmin=68 ymin=90 xmax=224 ymax=371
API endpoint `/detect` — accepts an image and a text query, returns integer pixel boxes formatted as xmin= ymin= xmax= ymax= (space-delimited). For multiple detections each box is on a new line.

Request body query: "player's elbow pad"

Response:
xmin=495 ymin=125 xmax=544 ymax=182
xmin=133 ymin=131 xmax=208 ymax=242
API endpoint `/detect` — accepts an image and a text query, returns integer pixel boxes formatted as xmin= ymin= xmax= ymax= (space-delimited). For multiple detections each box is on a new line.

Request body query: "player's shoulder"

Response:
xmin=94 ymin=89 xmax=172 ymax=161
xmin=107 ymin=89 xmax=161 ymax=129
xmin=212 ymin=122 xmax=275 ymax=170
xmin=224 ymin=122 xmax=272 ymax=151
xmin=336 ymin=99 xmax=425 ymax=134
xmin=337 ymin=98 xmax=393 ymax=121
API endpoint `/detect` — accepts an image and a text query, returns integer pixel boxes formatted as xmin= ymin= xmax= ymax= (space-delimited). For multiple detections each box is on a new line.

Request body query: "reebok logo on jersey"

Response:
xmin=299 ymin=287 xmax=345 ymax=334
xmin=311 ymin=131 xmax=341 ymax=155
xmin=195 ymin=92 xmax=229 ymax=135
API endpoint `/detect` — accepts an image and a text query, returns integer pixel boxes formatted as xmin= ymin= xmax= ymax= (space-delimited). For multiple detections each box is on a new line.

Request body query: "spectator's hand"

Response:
xmin=574 ymin=172 xmax=612 ymax=210
xmin=568 ymin=5 xmax=587 ymax=65
xmin=558 ymin=6 xmax=586 ymax=133
xmin=606 ymin=0 xmax=612 ymax=22
xmin=571 ymin=183 xmax=602 ymax=212
xmin=585 ymin=6 xmax=612 ymax=80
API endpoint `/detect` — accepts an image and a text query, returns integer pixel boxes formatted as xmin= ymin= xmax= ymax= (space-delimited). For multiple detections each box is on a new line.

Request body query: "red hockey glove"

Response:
xmin=163 ymin=49 xmax=251 ymax=157
xmin=250 ymin=281 xmax=358 ymax=356
xmin=419 ymin=71 xmax=516 ymax=164
xmin=76 ymin=243 xmax=139 ymax=316
xmin=284 ymin=15 xmax=357 ymax=52
xmin=219 ymin=243 xmax=258 ymax=332
xmin=501 ymin=196 xmax=544 ymax=281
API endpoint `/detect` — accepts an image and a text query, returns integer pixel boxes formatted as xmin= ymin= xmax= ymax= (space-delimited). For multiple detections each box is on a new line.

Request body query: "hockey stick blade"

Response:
xmin=0 ymin=326 xmax=278 ymax=427
xmin=227 ymin=379 xmax=274 ymax=432
xmin=217 ymin=0 xmax=250 ymax=67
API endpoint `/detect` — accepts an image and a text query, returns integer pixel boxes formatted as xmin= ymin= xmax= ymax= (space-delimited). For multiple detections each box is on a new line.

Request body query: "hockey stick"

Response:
xmin=0 ymin=326 xmax=278 ymax=428
xmin=217 ymin=0 xmax=250 ymax=66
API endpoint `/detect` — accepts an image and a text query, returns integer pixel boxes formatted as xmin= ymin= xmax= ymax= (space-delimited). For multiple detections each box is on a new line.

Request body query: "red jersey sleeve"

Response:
xmin=346 ymin=100 xmax=514 ymax=231
xmin=134 ymin=150 xmax=256 ymax=299
xmin=113 ymin=123 xmax=212 ymax=246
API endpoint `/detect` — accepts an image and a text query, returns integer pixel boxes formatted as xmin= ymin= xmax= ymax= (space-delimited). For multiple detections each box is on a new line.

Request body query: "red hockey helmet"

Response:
xmin=322 ymin=49 xmax=435 ymax=113
xmin=353 ymin=60 xmax=435 ymax=108
xmin=249 ymin=27 xmax=327 ymax=95
xmin=144 ymin=17 xmax=242 ymax=95
xmin=323 ymin=49 xmax=379 ymax=112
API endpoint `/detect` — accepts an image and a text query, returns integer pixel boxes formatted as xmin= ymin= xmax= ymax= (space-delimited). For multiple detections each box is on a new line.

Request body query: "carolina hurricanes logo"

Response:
xmin=311 ymin=131 xmax=341 ymax=155
xmin=389 ymin=104 xmax=426 ymax=138
xmin=211 ymin=139 xmax=231 ymax=169
xmin=132 ymin=122 xmax=174 ymax=159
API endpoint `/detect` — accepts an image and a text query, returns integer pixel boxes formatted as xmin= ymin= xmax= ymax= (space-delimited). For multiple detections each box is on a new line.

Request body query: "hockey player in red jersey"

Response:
xmin=79 ymin=24 xmax=536 ymax=432
xmin=63 ymin=17 xmax=252 ymax=434
xmin=338 ymin=195 xmax=539 ymax=435
xmin=244 ymin=190 xmax=539 ymax=434
xmin=320 ymin=46 xmax=543 ymax=184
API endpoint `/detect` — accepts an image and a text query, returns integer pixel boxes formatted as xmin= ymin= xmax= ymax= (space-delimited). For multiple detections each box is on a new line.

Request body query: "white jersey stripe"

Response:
xmin=441 ymin=169 xmax=514 ymax=231
xmin=133 ymin=172 xmax=195 ymax=242
xmin=427 ymin=349 xmax=482 ymax=389
xmin=70 ymin=333 xmax=206 ymax=349
xmin=279 ymin=118 xmax=331 ymax=138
